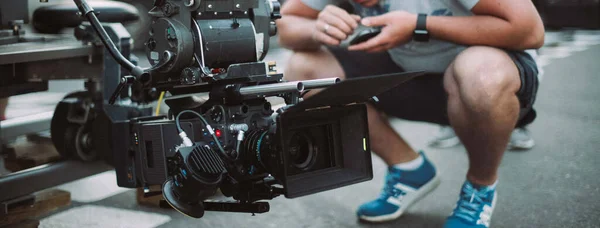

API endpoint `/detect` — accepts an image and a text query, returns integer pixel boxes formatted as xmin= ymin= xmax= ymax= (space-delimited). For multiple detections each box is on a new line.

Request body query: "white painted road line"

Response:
xmin=55 ymin=170 xmax=131 ymax=203
xmin=40 ymin=205 xmax=171 ymax=228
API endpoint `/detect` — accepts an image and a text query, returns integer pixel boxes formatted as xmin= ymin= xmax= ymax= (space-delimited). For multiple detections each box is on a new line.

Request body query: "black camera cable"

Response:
xmin=72 ymin=0 xmax=167 ymax=105
xmin=175 ymin=110 xmax=231 ymax=161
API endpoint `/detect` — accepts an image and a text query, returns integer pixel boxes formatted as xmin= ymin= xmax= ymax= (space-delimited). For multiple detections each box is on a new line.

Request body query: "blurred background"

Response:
xmin=1 ymin=0 xmax=599 ymax=227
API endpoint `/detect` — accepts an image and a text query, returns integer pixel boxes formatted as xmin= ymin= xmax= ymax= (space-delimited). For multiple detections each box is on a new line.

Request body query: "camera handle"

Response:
xmin=158 ymin=196 xmax=271 ymax=217
xmin=72 ymin=0 xmax=146 ymax=78
xmin=108 ymin=76 xmax=135 ymax=105
xmin=52 ymin=0 xmax=152 ymax=105
xmin=203 ymin=201 xmax=270 ymax=215
xmin=145 ymin=179 xmax=279 ymax=217
xmin=158 ymin=176 xmax=281 ymax=217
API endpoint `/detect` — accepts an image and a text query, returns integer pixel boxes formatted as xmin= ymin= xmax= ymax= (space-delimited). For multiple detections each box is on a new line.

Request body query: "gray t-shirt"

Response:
xmin=301 ymin=0 xmax=532 ymax=73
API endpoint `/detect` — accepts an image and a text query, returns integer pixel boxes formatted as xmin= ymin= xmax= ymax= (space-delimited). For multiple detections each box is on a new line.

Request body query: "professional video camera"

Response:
xmin=58 ymin=0 xmax=420 ymax=219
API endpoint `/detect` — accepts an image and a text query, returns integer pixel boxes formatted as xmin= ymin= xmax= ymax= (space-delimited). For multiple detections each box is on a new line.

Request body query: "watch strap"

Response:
xmin=414 ymin=13 xmax=429 ymax=42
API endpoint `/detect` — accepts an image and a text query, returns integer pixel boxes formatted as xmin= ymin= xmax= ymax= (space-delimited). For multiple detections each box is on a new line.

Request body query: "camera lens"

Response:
xmin=289 ymin=133 xmax=316 ymax=170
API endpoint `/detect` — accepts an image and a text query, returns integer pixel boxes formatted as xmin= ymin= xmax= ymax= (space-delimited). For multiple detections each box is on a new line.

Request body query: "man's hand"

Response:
xmin=348 ymin=11 xmax=417 ymax=53
xmin=312 ymin=5 xmax=361 ymax=46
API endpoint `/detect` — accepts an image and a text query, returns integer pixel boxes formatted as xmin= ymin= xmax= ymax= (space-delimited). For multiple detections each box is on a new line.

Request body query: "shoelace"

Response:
xmin=453 ymin=184 xmax=491 ymax=223
xmin=378 ymin=171 xmax=407 ymax=200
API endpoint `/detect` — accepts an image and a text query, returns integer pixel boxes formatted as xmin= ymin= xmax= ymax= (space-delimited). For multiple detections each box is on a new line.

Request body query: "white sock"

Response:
xmin=393 ymin=154 xmax=424 ymax=171
xmin=472 ymin=179 xmax=499 ymax=190
xmin=487 ymin=179 xmax=499 ymax=190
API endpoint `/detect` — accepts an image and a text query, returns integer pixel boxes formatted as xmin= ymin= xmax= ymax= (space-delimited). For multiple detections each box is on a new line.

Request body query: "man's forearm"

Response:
xmin=427 ymin=15 xmax=545 ymax=50
xmin=276 ymin=16 xmax=322 ymax=51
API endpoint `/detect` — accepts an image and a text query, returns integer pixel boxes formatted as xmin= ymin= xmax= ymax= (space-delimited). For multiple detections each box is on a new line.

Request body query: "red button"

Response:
xmin=215 ymin=129 xmax=222 ymax=137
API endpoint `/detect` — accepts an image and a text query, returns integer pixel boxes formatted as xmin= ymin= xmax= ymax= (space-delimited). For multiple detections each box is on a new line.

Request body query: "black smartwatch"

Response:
xmin=413 ymin=13 xmax=429 ymax=42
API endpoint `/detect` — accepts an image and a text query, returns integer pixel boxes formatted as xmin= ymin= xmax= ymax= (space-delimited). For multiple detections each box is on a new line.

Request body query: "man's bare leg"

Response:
xmin=284 ymin=47 xmax=418 ymax=165
xmin=444 ymin=46 xmax=522 ymax=186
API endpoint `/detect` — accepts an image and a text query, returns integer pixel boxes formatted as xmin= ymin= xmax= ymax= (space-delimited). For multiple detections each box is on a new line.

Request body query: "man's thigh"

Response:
xmin=327 ymin=46 xmax=539 ymax=127
xmin=284 ymin=47 xmax=346 ymax=81
xmin=373 ymin=74 xmax=449 ymax=125
xmin=327 ymin=46 xmax=450 ymax=125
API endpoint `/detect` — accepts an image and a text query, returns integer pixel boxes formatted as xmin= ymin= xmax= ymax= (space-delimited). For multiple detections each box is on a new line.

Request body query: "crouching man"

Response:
xmin=276 ymin=0 xmax=544 ymax=227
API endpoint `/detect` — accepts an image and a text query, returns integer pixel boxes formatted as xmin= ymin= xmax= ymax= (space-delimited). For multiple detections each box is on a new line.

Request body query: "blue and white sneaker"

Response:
xmin=357 ymin=152 xmax=440 ymax=222
xmin=444 ymin=180 xmax=498 ymax=228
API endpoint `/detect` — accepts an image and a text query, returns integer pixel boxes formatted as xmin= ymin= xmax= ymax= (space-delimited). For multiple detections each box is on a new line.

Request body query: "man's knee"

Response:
xmin=448 ymin=46 xmax=521 ymax=112
xmin=284 ymin=48 xmax=344 ymax=81
xmin=285 ymin=52 xmax=316 ymax=80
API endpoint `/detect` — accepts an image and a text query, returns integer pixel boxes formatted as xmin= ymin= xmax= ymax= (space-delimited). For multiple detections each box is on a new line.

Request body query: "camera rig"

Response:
xmin=49 ymin=0 xmax=422 ymax=219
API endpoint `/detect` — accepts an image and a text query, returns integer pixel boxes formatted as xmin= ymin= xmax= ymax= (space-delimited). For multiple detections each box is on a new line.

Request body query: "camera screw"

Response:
xmin=236 ymin=4 xmax=241 ymax=8
xmin=146 ymin=38 xmax=156 ymax=50
xmin=166 ymin=26 xmax=176 ymax=40
xmin=8 ymin=20 xmax=24 ymax=36
xmin=148 ymin=88 xmax=158 ymax=99
xmin=208 ymin=4 xmax=213 ymax=9
xmin=174 ymin=174 xmax=183 ymax=187
xmin=268 ymin=61 xmax=277 ymax=74
xmin=164 ymin=3 xmax=172 ymax=14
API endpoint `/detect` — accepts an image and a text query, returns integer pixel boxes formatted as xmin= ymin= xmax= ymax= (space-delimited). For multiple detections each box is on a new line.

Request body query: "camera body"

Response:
xmin=132 ymin=0 xmax=281 ymax=100
xmin=118 ymin=88 xmax=374 ymax=195
xmin=88 ymin=0 xmax=386 ymax=219
xmin=62 ymin=0 xmax=421 ymax=219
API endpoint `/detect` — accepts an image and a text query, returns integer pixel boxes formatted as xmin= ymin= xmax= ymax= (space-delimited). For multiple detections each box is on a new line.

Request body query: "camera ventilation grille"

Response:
xmin=188 ymin=145 xmax=225 ymax=175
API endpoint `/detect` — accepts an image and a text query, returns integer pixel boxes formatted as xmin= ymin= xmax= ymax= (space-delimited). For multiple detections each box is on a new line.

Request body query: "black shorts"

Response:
xmin=327 ymin=47 xmax=539 ymax=128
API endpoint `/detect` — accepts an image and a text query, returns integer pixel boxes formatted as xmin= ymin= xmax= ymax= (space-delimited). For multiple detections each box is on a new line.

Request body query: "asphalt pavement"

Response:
xmin=2 ymin=31 xmax=599 ymax=228
xmin=148 ymin=41 xmax=600 ymax=228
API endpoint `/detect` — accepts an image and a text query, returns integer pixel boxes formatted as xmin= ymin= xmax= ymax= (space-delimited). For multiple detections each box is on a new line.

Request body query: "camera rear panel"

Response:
xmin=131 ymin=119 xmax=231 ymax=185
xmin=133 ymin=120 xmax=195 ymax=185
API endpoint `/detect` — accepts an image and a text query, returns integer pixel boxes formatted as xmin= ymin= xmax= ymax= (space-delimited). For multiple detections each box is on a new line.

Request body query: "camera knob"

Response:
xmin=269 ymin=21 xmax=277 ymax=36
xmin=146 ymin=38 xmax=157 ymax=50
xmin=268 ymin=0 xmax=281 ymax=20
xmin=174 ymin=174 xmax=183 ymax=187
xmin=184 ymin=0 xmax=194 ymax=7
xmin=181 ymin=67 xmax=200 ymax=85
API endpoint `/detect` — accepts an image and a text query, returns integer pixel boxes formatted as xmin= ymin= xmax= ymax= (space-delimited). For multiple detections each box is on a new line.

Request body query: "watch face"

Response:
xmin=414 ymin=30 xmax=429 ymax=42
xmin=414 ymin=30 xmax=428 ymax=35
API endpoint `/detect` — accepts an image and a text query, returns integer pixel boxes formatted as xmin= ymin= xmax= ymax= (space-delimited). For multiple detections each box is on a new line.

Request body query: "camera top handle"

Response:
xmin=70 ymin=0 xmax=150 ymax=104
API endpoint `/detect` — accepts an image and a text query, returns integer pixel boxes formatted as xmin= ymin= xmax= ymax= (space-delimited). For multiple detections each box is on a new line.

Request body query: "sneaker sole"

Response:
xmin=508 ymin=139 xmax=535 ymax=150
xmin=358 ymin=174 xmax=441 ymax=223
xmin=429 ymin=137 xmax=461 ymax=148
